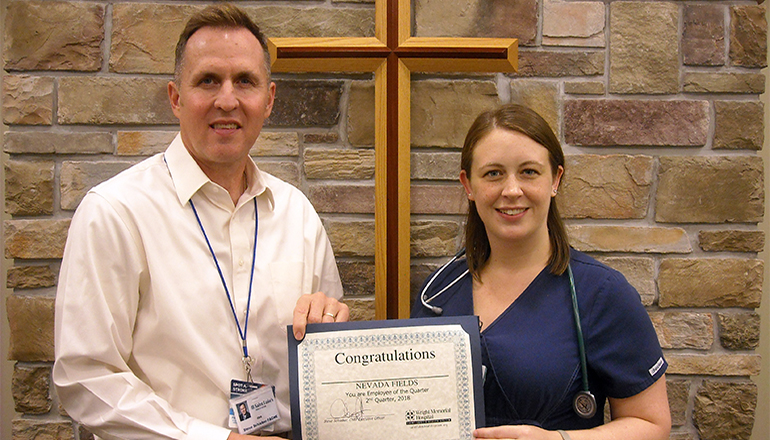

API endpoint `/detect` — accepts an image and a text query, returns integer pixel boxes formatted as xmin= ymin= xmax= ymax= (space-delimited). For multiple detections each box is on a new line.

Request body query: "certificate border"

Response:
xmin=287 ymin=316 xmax=485 ymax=439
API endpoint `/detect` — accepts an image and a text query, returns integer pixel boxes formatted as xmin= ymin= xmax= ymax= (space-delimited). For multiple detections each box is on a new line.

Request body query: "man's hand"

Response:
xmin=227 ymin=433 xmax=285 ymax=440
xmin=292 ymin=292 xmax=349 ymax=340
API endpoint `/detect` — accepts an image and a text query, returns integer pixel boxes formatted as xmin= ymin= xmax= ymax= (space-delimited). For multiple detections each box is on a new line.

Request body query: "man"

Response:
xmin=53 ymin=4 xmax=347 ymax=440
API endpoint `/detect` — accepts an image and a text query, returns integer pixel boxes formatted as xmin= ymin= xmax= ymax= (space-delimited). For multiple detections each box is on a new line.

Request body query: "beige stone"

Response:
xmin=411 ymin=152 xmax=461 ymax=181
xmin=347 ymin=81 xmax=375 ymax=146
xmin=564 ymin=81 xmax=605 ymax=95
xmin=411 ymin=80 xmax=500 ymax=149
xmin=251 ymin=6 xmax=375 ymax=38
xmin=117 ymin=131 xmax=176 ymax=156
xmin=6 ymin=295 xmax=55 ymax=362
xmin=2 ymin=75 xmax=54 ymax=125
xmin=411 ymin=184 xmax=467 ymax=214
xmin=3 ymin=0 xmax=103 ymax=71
xmin=559 ymin=155 xmax=653 ymax=219
xmin=568 ymin=226 xmax=691 ymax=253
xmin=683 ymin=72 xmax=765 ymax=94
xmin=12 ymin=419 xmax=74 ymax=440
xmin=411 ymin=220 xmax=462 ymax=257
xmin=254 ymin=161 xmax=299 ymax=188
xmin=59 ymin=77 xmax=176 ymax=125
xmin=658 ymin=258 xmax=762 ymax=308
xmin=304 ymin=148 xmax=374 ymax=180
xmin=509 ymin=80 xmax=560 ymax=138
xmin=543 ymin=0 xmax=605 ymax=47
xmin=596 ymin=256 xmax=655 ymax=305
xmin=4 ymin=219 xmax=70 ymax=260
xmin=714 ymin=100 xmax=764 ymax=150
xmin=667 ymin=379 xmax=690 ymax=427
xmin=517 ymin=50 xmax=604 ymax=77
xmin=345 ymin=298 xmax=376 ymax=321
xmin=694 ymin=380 xmax=757 ymax=440
xmin=656 ymin=156 xmax=763 ymax=223
xmin=12 ymin=364 xmax=52 ymax=414
xmin=666 ymin=354 xmax=761 ymax=376
xmin=303 ymin=132 xmax=339 ymax=145
xmin=649 ymin=312 xmax=713 ymax=350
xmin=730 ymin=5 xmax=768 ymax=68
xmin=308 ymin=184 xmax=375 ymax=214
xmin=338 ymin=261 xmax=375 ymax=297
xmin=254 ymin=132 xmax=300 ymax=157
xmin=4 ymin=160 xmax=55 ymax=216
xmin=111 ymin=4 xmax=198 ymax=74
xmin=60 ymin=161 xmax=136 ymax=211
xmin=610 ymin=2 xmax=679 ymax=94
xmin=4 ymin=131 xmax=113 ymax=155
xmin=698 ymin=230 xmax=765 ymax=252
xmin=6 ymin=265 xmax=57 ymax=290
xmin=324 ymin=220 xmax=375 ymax=257
xmin=718 ymin=312 xmax=760 ymax=350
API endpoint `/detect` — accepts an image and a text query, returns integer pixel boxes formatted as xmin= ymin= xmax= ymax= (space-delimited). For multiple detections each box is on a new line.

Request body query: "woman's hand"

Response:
xmin=474 ymin=425 xmax=562 ymax=440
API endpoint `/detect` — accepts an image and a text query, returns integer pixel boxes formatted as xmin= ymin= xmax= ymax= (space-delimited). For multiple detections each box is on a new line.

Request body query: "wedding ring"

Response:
xmin=324 ymin=312 xmax=336 ymax=319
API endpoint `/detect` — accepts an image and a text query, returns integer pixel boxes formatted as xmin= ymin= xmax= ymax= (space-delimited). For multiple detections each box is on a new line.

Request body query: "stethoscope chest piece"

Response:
xmin=573 ymin=390 xmax=597 ymax=419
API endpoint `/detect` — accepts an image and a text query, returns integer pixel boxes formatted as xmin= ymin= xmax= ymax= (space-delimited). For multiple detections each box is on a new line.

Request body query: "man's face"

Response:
xmin=168 ymin=26 xmax=275 ymax=177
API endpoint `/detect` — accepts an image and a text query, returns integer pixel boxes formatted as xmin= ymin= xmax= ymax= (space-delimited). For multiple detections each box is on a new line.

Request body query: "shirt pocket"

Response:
xmin=269 ymin=261 xmax=306 ymax=333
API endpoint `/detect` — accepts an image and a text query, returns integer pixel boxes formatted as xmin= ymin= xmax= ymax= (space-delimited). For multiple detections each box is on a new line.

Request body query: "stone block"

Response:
xmin=559 ymin=155 xmax=653 ymax=219
xmin=411 ymin=220 xmax=462 ymax=257
xmin=609 ymin=2 xmax=679 ymax=94
xmin=568 ymin=226 xmax=691 ymax=254
xmin=117 ymin=131 xmax=176 ymax=156
xmin=542 ymin=0 xmax=605 ymax=47
xmin=347 ymin=81 xmax=375 ymax=146
xmin=308 ymin=184 xmax=374 ymax=213
xmin=111 ymin=3 xmax=197 ymax=74
xmin=411 ymin=152 xmax=461 ymax=181
xmin=564 ymin=81 xmax=605 ymax=95
xmin=254 ymin=161 xmax=299 ymax=188
xmin=304 ymin=148 xmax=374 ymax=180
xmin=346 ymin=298 xmax=376 ymax=322
xmin=7 ymin=265 xmax=58 ymax=290
xmin=5 ymin=160 xmax=55 ymax=216
xmin=411 ymin=80 xmax=499 ymax=149
xmin=3 ymin=0 xmax=103 ymax=71
xmin=718 ymin=312 xmax=760 ymax=350
xmin=694 ymin=380 xmax=757 ymax=440
xmin=415 ymin=0 xmax=537 ymax=45
xmin=656 ymin=156 xmax=763 ymax=223
xmin=699 ymin=230 xmax=765 ymax=253
xmin=268 ymin=80 xmax=343 ymax=127
xmin=6 ymin=295 xmax=55 ymax=362
xmin=4 ymin=219 xmax=70 ymax=260
xmin=324 ymin=220 xmax=375 ymax=257
xmin=658 ymin=258 xmax=762 ymax=308
xmin=595 ymin=256 xmax=655 ymax=306
xmin=60 ymin=161 xmax=135 ymax=211
xmin=12 ymin=364 xmax=52 ymax=414
xmin=683 ymin=72 xmax=765 ymax=94
xmin=2 ymin=75 xmax=54 ymax=125
xmin=59 ymin=77 xmax=176 ymax=125
xmin=11 ymin=419 xmax=74 ymax=440
xmin=337 ymin=261 xmax=375 ymax=297
xmin=411 ymin=184 xmax=467 ymax=214
xmin=411 ymin=261 xmax=443 ymax=305
xmin=303 ymin=132 xmax=339 ymax=145
xmin=516 ymin=50 xmax=604 ymax=77
xmin=730 ymin=6 xmax=768 ymax=68
xmin=666 ymin=354 xmax=761 ymax=376
xmin=252 ymin=6 xmax=375 ymax=38
xmin=713 ymin=100 xmax=764 ymax=150
xmin=683 ymin=5 xmax=725 ymax=66
xmin=510 ymin=80 xmax=560 ymax=138
xmin=667 ymin=379 xmax=690 ymax=427
xmin=649 ymin=312 xmax=714 ymax=350
xmin=254 ymin=132 xmax=300 ymax=157
xmin=4 ymin=132 xmax=113 ymax=155
xmin=564 ymin=100 xmax=709 ymax=147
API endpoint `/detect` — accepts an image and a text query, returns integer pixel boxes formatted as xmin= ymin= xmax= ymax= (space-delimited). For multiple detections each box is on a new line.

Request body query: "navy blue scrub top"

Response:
xmin=411 ymin=250 xmax=667 ymax=431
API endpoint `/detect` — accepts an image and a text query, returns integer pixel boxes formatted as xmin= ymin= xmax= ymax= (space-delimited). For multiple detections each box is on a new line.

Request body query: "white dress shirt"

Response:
xmin=53 ymin=134 xmax=343 ymax=440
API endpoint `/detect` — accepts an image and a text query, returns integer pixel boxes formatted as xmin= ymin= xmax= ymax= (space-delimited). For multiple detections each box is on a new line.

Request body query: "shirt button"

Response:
xmin=238 ymin=259 xmax=245 ymax=267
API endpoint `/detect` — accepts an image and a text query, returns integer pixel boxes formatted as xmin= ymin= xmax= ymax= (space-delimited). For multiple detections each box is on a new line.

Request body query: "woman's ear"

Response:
xmin=460 ymin=170 xmax=474 ymax=201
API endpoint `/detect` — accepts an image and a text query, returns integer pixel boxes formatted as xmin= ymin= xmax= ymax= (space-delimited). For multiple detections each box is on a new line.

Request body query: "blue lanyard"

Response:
xmin=190 ymin=197 xmax=258 ymax=380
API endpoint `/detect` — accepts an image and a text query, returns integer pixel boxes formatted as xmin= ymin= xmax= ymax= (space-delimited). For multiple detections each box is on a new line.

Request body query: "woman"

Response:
xmin=412 ymin=104 xmax=670 ymax=440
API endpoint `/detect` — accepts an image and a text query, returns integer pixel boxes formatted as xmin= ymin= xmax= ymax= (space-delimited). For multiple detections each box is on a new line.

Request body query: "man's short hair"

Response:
xmin=173 ymin=3 xmax=271 ymax=83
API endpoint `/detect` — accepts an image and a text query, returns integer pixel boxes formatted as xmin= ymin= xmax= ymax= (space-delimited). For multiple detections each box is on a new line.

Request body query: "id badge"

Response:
xmin=229 ymin=380 xmax=278 ymax=432
xmin=229 ymin=386 xmax=280 ymax=435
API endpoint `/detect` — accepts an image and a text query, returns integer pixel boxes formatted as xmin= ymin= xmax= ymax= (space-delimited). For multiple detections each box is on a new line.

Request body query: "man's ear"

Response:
xmin=168 ymin=81 xmax=181 ymax=117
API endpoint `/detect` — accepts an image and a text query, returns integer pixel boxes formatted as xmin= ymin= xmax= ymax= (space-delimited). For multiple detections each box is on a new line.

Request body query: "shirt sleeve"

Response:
xmin=581 ymin=266 xmax=667 ymax=399
xmin=53 ymin=192 xmax=232 ymax=440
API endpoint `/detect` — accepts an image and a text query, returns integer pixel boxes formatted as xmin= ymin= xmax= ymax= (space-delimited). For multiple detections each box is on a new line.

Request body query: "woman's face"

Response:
xmin=460 ymin=128 xmax=563 ymax=248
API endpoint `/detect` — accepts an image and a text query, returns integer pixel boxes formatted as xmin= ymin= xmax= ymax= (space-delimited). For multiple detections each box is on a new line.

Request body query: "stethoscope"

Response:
xmin=420 ymin=248 xmax=598 ymax=419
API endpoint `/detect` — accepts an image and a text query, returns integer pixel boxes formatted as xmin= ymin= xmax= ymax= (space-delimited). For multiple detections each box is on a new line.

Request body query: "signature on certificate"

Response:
xmin=329 ymin=396 xmax=368 ymax=420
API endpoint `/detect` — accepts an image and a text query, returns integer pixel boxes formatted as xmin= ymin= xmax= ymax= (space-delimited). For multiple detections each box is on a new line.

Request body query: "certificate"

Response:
xmin=288 ymin=316 xmax=484 ymax=440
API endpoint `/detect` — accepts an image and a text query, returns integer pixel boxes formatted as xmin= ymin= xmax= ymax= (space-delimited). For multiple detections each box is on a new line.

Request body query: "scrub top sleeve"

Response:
xmin=582 ymin=269 xmax=667 ymax=399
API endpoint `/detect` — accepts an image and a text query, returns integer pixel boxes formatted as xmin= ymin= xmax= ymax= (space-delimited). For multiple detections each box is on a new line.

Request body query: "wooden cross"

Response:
xmin=268 ymin=0 xmax=517 ymax=319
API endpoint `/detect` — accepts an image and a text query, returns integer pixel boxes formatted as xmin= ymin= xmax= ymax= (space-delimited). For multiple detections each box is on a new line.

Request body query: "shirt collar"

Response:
xmin=164 ymin=133 xmax=275 ymax=210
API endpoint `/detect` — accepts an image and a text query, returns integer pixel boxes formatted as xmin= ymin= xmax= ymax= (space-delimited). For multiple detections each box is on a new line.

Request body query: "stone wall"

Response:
xmin=2 ymin=0 xmax=767 ymax=439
